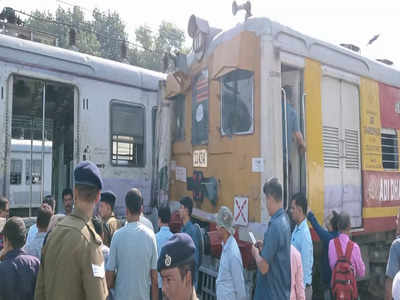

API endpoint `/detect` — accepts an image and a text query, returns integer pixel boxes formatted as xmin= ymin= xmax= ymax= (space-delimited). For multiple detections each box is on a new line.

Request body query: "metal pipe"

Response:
xmin=41 ymin=82 xmax=46 ymax=201
xmin=281 ymin=87 xmax=289 ymax=209
xmin=29 ymin=118 xmax=33 ymax=217
xmin=301 ymin=92 xmax=308 ymax=197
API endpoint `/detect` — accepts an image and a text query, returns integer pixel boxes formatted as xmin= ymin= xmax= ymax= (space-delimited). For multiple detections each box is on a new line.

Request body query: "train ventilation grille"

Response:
xmin=345 ymin=129 xmax=360 ymax=169
xmin=323 ymin=125 xmax=340 ymax=168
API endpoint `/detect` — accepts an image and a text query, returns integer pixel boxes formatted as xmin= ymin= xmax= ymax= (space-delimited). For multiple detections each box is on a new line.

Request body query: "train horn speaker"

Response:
xmin=232 ymin=1 xmax=252 ymax=21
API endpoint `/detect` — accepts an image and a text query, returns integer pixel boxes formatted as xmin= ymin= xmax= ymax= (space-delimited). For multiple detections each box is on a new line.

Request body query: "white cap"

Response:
xmin=216 ymin=206 xmax=235 ymax=235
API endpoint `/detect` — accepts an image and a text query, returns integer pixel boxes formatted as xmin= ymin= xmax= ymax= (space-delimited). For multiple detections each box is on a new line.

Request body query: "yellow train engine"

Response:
xmin=157 ymin=5 xmax=400 ymax=298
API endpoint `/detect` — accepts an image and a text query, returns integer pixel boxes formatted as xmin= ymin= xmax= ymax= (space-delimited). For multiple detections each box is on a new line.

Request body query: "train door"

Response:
xmin=8 ymin=75 xmax=74 ymax=215
xmin=322 ymin=75 xmax=362 ymax=227
xmin=281 ymin=65 xmax=307 ymax=208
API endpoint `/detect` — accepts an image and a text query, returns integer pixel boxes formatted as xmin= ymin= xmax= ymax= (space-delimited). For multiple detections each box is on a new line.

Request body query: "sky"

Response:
xmin=3 ymin=0 xmax=400 ymax=67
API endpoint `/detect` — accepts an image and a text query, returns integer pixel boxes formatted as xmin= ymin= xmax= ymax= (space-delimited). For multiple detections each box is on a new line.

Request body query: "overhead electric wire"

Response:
xmin=53 ymin=0 xmax=184 ymax=42
xmin=14 ymin=8 xmax=167 ymax=55
xmin=56 ymin=0 xmax=91 ymax=12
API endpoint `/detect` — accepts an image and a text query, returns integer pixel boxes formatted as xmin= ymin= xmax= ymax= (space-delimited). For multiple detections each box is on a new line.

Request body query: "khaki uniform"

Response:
xmin=104 ymin=213 xmax=120 ymax=246
xmin=34 ymin=208 xmax=108 ymax=300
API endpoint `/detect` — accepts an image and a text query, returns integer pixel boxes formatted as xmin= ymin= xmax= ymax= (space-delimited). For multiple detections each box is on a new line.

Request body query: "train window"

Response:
xmin=10 ymin=159 xmax=22 ymax=185
xmin=381 ymin=128 xmax=398 ymax=170
xmin=111 ymin=102 xmax=145 ymax=167
xmin=221 ymin=69 xmax=254 ymax=135
xmin=26 ymin=159 xmax=42 ymax=184
xmin=174 ymin=95 xmax=185 ymax=141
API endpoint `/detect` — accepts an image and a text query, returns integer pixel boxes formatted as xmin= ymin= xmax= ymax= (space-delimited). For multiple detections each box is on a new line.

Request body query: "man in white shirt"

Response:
xmin=215 ymin=206 xmax=247 ymax=300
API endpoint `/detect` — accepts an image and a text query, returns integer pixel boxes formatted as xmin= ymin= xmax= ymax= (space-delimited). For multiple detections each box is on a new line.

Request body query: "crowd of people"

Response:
xmin=251 ymin=178 xmax=366 ymax=300
xmin=0 ymin=161 xmax=202 ymax=300
xmin=0 ymin=160 xmax=399 ymax=300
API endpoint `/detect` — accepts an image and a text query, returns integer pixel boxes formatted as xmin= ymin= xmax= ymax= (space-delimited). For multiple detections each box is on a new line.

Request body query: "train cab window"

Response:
xmin=381 ymin=128 xmax=399 ymax=170
xmin=174 ymin=95 xmax=185 ymax=141
xmin=26 ymin=159 xmax=42 ymax=184
xmin=111 ymin=102 xmax=145 ymax=167
xmin=221 ymin=69 xmax=254 ymax=135
xmin=10 ymin=159 xmax=22 ymax=185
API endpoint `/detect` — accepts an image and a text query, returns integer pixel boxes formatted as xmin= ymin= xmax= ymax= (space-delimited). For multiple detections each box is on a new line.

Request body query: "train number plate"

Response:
xmin=193 ymin=149 xmax=207 ymax=168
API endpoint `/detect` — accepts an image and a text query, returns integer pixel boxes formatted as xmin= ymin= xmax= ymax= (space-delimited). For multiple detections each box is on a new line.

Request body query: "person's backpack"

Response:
xmin=331 ymin=238 xmax=358 ymax=300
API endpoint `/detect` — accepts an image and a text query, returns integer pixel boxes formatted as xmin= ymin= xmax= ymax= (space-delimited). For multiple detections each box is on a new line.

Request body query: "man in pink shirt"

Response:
xmin=291 ymin=244 xmax=305 ymax=300
xmin=328 ymin=212 xmax=365 ymax=279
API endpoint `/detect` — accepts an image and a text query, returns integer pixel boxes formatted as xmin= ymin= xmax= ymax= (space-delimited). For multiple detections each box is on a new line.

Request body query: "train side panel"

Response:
xmin=0 ymin=35 xmax=164 ymax=215
xmin=361 ymin=80 xmax=400 ymax=233
xmin=169 ymin=31 xmax=262 ymax=224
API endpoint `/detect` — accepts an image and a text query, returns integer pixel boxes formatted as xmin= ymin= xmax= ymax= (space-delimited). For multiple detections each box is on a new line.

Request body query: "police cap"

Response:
xmin=74 ymin=161 xmax=103 ymax=190
xmin=157 ymin=233 xmax=195 ymax=272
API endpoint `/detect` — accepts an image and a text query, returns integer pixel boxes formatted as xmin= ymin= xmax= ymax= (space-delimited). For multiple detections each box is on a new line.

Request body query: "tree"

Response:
xmin=23 ymin=7 xmax=186 ymax=71
xmin=91 ymin=8 xmax=128 ymax=61
xmin=133 ymin=21 xmax=186 ymax=71
xmin=24 ymin=6 xmax=101 ymax=56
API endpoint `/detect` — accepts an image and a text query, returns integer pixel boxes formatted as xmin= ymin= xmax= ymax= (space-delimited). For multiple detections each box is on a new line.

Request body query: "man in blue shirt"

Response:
xmin=307 ymin=210 xmax=339 ymax=300
xmin=156 ymin=205 xmax=173 ymax=300
xmin=282 ymin=85 xmax=306 ymax=210
xmin=252 ymin=178 xmax=291 ymax=299
xmin=24 ymin=204 xmax=53 ymax=259
xmin=26 ymin=195 xmax=56 ymax=245
xmin=179 ymin=196 xmax=202 ymax=291
xmin=106 ymin=188 xmax=158 ymax=300
xmin=0 ymin=217 xmax=40 ymax=300
xmin=290 ymin=192 xmax=313 ymax=300
xmin=282 ymin=85 xmax=305 ymax=159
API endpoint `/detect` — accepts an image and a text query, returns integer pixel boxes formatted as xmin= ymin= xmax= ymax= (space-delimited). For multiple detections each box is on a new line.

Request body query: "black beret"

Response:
xmin=74 ymin=161 xmax=103 ymax=190
xmin=100 ymin=191 xmax=116 ymax=207
xmin=157 ymin=233 xmax=195 ymax=272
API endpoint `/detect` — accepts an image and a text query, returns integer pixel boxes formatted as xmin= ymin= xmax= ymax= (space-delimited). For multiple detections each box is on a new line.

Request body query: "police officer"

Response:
xmin=99 ymin=191 xmax=119 ymax=246
xmin=35 ymin=161 xmax=108 ymax=300
xmin=158 ymin=233 xmax=198 ymax=300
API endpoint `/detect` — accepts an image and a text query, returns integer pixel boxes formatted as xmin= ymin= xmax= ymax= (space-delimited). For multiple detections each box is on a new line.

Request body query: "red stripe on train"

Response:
xmin=310 ymin=216 xmax=396 ymax=241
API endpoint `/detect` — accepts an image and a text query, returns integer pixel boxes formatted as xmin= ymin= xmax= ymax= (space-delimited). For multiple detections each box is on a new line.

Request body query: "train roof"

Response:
xmin=0 ymin=34 xmax=166 ymax=92
xmin=198 ymin=17 xmax=400 ymax=88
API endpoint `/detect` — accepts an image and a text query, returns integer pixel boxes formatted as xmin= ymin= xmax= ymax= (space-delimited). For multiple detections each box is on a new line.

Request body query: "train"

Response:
xmin=1 ymin=3 xmax=400 ymax=298
xmin=160 ymin=7 xmax=400 ymax=299
xmin=9 ymin=141 xmax=52 ymax=214
xmin=0 ymin=30 xmax=165 ymax=217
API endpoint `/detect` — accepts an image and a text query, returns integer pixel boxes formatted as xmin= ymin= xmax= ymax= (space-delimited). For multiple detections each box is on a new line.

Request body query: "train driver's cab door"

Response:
xmin=281 ymin=65 xmax=307 ymax=209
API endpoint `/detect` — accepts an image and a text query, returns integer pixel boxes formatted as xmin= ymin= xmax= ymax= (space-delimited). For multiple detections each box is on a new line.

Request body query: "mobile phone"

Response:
xmin=249 ymin=231 xmax=256 ymax=245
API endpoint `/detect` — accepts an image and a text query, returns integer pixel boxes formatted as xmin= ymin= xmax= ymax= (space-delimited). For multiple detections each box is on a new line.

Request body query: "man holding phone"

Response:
xmin=251 ymin=178 xmax=291 ymax=299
